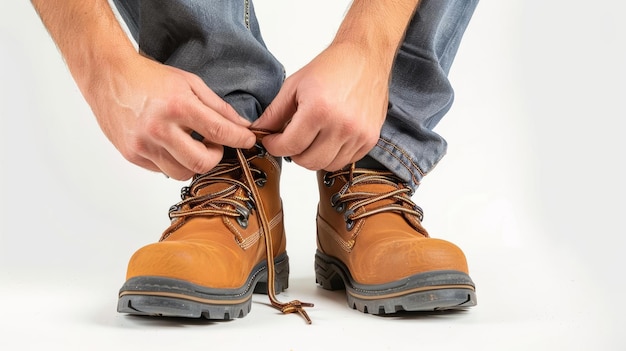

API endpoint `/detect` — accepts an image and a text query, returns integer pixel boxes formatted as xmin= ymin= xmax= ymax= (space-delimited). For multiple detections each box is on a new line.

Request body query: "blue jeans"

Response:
xmin=112 ymin=0 xmax=478 ymax=190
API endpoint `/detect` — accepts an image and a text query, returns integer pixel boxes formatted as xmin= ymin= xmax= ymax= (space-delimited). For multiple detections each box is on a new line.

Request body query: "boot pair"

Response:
xmin=117 ymin=138 xmax=476 ymax=323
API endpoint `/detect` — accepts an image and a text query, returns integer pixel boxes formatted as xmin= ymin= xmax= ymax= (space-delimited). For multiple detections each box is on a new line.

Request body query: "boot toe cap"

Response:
xmin=126 ymin=241 xmax=249 ymax=289
xmin=353 ymin=237 xmax=469 ymax=284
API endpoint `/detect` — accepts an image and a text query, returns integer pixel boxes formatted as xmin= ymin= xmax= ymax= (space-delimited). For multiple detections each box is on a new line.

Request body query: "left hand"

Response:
xmin=252 ymin=42 xmax=390 ymax=171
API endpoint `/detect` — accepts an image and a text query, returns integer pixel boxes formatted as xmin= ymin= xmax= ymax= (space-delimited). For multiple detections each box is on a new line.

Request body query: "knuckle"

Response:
xmin=282 ymin=142 xmax=305 ymax=156
xmin=315 ymin=102 xmax=334 ymax=123
xmin=189 ymin=153 xmax=221 ymax=174
xmin=164 ymin=96 xmax=186 ymax=118
xmin=122 ymin=136 xmax=149 ymax=163
xmin=143 ymin=118 xmax=169 ymax=140
xmin=207 ymin=122 xmax=228 ymax=143
xmin=359 ymin=131 xmax=378 ymax=150
xmin=265 ymin=136 xmax=304 ymax=157
xmin=190 ymin=158 xmax=212 ymax=174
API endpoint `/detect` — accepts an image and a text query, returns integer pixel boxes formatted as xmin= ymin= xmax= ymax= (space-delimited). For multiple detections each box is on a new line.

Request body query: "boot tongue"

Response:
xmin=191 ymin=147 xmax=256 ymax=198
xmin=355 ymin=155 xmax=386 ymax=170
xmin=222 ymin=147 xmax=239 ymax=161
xmin=191 ymin=170 xmax=243 ymax=199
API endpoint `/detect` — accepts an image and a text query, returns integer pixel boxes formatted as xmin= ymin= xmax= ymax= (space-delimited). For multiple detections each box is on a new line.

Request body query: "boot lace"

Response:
xmin=163 ymin=130 xmax=313 ymax=324
xmin=324 ymin=164 xmax=425 ymax=233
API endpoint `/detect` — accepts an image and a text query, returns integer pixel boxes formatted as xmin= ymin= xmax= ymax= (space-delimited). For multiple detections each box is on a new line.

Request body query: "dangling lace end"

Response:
xmin=277 ymin=300 xmax=315 ymax=324
xmin=235 ymin=134 xmax=315 ymax=325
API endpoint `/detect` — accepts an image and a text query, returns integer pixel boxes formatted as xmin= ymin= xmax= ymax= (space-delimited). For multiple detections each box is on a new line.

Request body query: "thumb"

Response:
xmin=252 ymin=81 xmax=297 ymax=132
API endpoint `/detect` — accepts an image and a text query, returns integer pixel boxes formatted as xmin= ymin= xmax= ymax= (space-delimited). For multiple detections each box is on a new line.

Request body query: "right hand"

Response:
xmin=83 ymin=55 xmax=256 ymax=180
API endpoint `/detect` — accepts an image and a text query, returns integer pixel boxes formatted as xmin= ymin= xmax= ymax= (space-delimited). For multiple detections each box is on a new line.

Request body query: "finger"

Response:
xmin=252 ymin=79 xmax=298 ymax=132
xmin=180 ymin=97 xmax=256 ymax=149
xmin=162 ymin=128 xmax=225 ymax=175
xmin=155 ymin=153 xmax=196 ymax=181
xmin=324 ymin=142 xmax=371 ymax=172
xmin=182 ymin=71 xmax=251 ymax=127
xmin=261 ymin=110 xmax=320 ymax=157
xmin=293 ymin=129 xmax=361 ymax=171
xmin=290 ymin=149 xmax=341 ymax=171
xmin=133 ymin=143 xmax=196 ymax=180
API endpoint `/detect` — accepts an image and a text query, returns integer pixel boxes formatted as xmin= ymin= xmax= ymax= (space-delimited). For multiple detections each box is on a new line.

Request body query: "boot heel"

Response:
xmin=314 ymin=251 xmax=345 ymax=290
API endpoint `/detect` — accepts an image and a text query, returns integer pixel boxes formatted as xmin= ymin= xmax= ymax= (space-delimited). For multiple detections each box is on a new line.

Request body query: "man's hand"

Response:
xmin=31 ymin=0 xmax=256 ymax=180
xmin=88 ymin=55 xmax=256 ymax=180
xmin=252 ymin=0 xmax=420 ymax=171
xmin=252 ymin=42 xmax=388 ymax=171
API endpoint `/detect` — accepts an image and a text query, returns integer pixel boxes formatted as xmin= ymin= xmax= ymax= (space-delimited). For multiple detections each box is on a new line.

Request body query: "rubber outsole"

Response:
xmin=117 ymin=253 xmax=289 ymax=320
xmin=314 ymin=250 xmax=477 ymax=314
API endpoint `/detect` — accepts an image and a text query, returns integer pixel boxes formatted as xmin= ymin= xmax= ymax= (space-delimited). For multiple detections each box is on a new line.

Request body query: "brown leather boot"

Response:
xmin=315 ymin=165 xmax=477 ymax=314
xmin=117 ymin=137 xmax=312 ymax=322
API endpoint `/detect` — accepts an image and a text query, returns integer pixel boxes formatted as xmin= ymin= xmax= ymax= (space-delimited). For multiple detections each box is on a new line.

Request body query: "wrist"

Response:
xmin=332 ymin=0 xmax=419 ymax=70
xmin=71 ymin=42 xmax=138 ymax=100
xmin=32 ymin=0 xmax=138 ymax=100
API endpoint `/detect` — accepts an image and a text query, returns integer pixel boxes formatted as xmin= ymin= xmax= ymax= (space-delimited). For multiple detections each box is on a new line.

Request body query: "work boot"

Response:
xmin=117 ymin=135 xmax=311 ymax=322
xmin=315 ymin=165 xmax=477 ymax=314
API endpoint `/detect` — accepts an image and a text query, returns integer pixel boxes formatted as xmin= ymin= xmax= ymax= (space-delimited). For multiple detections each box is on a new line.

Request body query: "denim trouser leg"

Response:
xmin=372 ymin=0 xmax=479 ymax=189
xmin=111 ymin=0 xmax=477 ymax=190
xmin=111 ymin=0 xmax=284 ymax=121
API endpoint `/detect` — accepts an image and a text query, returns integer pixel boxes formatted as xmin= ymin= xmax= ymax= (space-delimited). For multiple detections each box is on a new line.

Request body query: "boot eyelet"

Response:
xmin=330 ymin=193 xmax=340 ymax=207
xmin=245 ymin=200 xmax=255 ymax=211
xmin=180 ymin=186 xmax=191 ymax=200
xmin=403 ymin=183 xmax=415 ymax=196
xmin=255 ymin=171 xmax=267 ymax=187
xmin=168 ymin=204 xmax=180 ymax=220
xmin=244 ymin=190 xmax=257 ymax=210
xmin=237 ymin=215 xmax=249 ymax=229
xmin=235 ymin=206 xmax=250 ymax=229
xmin=345 ymin=219 xmax=355 ymax=231
xmin=414 ymin=205 xmax=424 ymax=221
xmin=344 ymin=209 xmax=355 ymax=231
xmin=330 ymin=193 xmax=345 ymax=212
xmin=255 ymin=143 xmax=268 ymax=158
xmin=323 ymin=172 xmax=334 ymax=187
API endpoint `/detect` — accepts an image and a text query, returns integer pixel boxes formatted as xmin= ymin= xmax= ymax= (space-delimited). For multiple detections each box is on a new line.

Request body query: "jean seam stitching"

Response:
xmin=376 ymin=138 xmax=424 ymax=186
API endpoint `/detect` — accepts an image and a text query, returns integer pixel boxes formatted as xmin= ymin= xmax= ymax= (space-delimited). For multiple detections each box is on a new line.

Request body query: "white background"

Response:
xmin=1 ymin=0 xmax=624 ymax=350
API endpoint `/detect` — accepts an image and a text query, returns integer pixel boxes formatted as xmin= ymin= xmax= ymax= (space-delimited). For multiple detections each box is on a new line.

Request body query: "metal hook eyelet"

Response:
xmin=330 ymin=193 xmax=345 ymax=212
xmin=336 ymin=203 xmax=345 ymax=213
xmin=180 ymin=186 xmax=191 ymax=200
xmin=235 ymin=205 xmax=250 ymax=229
xmin=323 ymin=172 xmax=334 ymax=187
xmin=403 ymin=183 xmax=415 ymax=196
xmin=255 ymin=143 xmax=267 ymax=158
xmin=344 ymin=209 xmax=355 ymax=231
xmin=237 ymin=215 xmax=249 ymax=229
xmin=414 ymin=205 xmax=424 ymax=221
xmin=168 ymin=204 xmax=180 ymax=220
xmin=345 ymin=219 xmax=355 ymax=231
xmin=255 ymin=170 xmax=267 ymax=187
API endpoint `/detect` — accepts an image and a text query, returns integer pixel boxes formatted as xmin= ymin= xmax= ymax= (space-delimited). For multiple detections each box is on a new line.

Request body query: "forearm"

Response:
xmin=31 ymin=0 xmax=138 ymax=95
xmin=333 ymin=0 xmax=420 ymax=71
